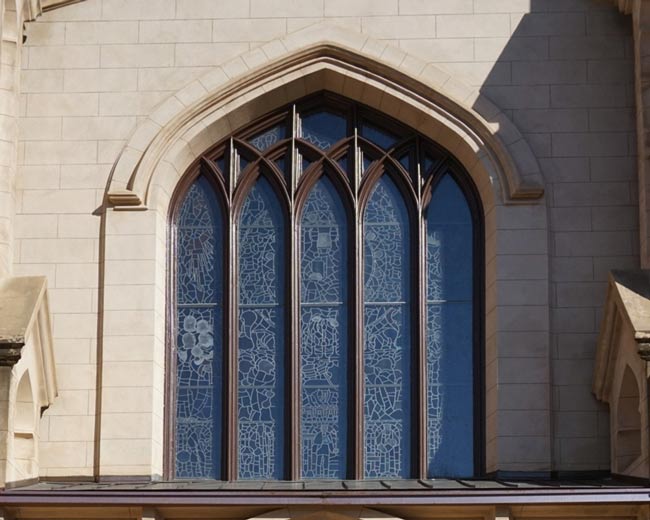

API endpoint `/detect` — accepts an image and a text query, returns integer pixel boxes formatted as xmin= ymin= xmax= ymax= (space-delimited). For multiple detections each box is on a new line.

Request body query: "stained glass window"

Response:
xmin=237 ymin=178 xmax=286 ymax=480
xmin=173 ymin=94 xmax=480 ymax=482
xmin=426 ymin=174 xmax=474 ymax=478
xmin=300 ymin=177 xmax=349 ymax=479
xmin=363 ymin=176 xmax=412 ymax=479
xmin=175 ymin=175 xmax=224 ymax=479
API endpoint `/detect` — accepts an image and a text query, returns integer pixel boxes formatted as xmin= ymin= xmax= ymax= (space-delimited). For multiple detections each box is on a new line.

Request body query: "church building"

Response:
xmin=1 ymin=1 xmax=650 ymax=519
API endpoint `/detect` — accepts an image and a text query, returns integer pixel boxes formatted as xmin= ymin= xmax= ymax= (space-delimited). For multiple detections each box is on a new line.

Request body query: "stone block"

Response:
xmin=40 ymin=441 xmax=87 ymax=468
xmin=551 ymin=257 xmax=594 ymax=282
xmin=104 ymin=285 xmax=154 ymax=311
xmin=53 ymin=338 xmax=93 ymax=364
xmin=553 ymin=181 xmax=630 ymax=206
xmin=400 ymin=38 xmax=474 ymax=63
xmin=555 ymin=281 xmax=607 ymax=308
xmin=213 ymin=18 xmax=287 ymax=42
xmin=325 ymin=0 xmax=395 ymax=16
xmin=14 ymin=214 xmax=58 ymax=238
xmin=101 ymin=44 xmax=174 ymax=68
xmin=499 ymin=384 xmax=550 ymax=410
xmin=60 ymin=164 xmax=111 ymax=189
xmin=551 ymin=132 xmax=628 ymax=157
xmin=513 ymin=12 xmax=586 ymax=36
xmin=25 ymin=22 xmax=66 ymax=46
xmin=21 ymin=238 xmax=95 ymax=263
xmin=55 ymin=263 xmax=99 ymax=289
xmin=99 ymin=91 xmax=169 ymax=116
xmin=588 ymin=107 xmax=634 ymax=131
xmin=62 ymin=116 xmax=136 ymax=141
xmin=19 ymin=117 xmax=62 ymax=141
xmin=551 ymin=84 xmax=628 ymax=108
xmin=103 ymin=361 xmax=154 ymax=388
xmin=101 ymin=0 xmax=176 ymax=20
xmin=26 ymin=93 xmax=99 ymax=117
xmin=48 ymin=415 xmax=94 ymax=442
xmin=436 ymin=14 xmax=510 ymax=38
xmin=58 ymin=214 xmax=101 ymax=238
xmin=474 ymin=36 xmax=548 ymax=61
xmin=591 ymin=206 xmax=638 ymax=231
xmin=512 ymin=60 xmax=587 ymax=85
xmin=64 ymin=69 xmax=138 ymax=93
xmin=362 ymin=16 xmax=435 ymax=40
xmin=28 ymin=45 xmax=100 ymax=69
xmin=399 ymin=0 xmax=472 ymax=14
xmin=550 ymin=36 xmax=626 ymax=59
xmin=140 ymin=20 xmax=212 ymax=44
xmin=551 ymin=307 xmax=596 ymax=333
xmin=495 ymin=254 xmax=548 ymax=280
xmin=499 ymin=357 xmax=549 ymax=384
xmin=22 ymin=189 xmax=97 ymax=214
xmin=177 ymin=0 xmax=250 ymax=19
xmin=64 ymin=21 xmax=139 ymax=44
xmin=498 ymin=410 xmax=550 ymax=436
xmin=473 ymin=0 xmax=531 ymax=12
xmin=482 ymin=85 xmax=550 ymax=109
xmin=138 ymin=67 xmax=208 ymax=92
xmin=174 ymin=43 xmax=249 ymax=67
xmin=514 ymin=108 xmax=588 ymax=133
xmin=550 ymin=207 xmax=591 ymax=231
xmin=21 ymin=69 xmax=64 ymax=93
xmin=101 ymin=413 xmax=152 ymax=439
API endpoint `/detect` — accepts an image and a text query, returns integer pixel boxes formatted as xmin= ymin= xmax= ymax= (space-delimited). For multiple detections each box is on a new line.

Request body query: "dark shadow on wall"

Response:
xmin=472 ymin=0 xmax=637 ymax=476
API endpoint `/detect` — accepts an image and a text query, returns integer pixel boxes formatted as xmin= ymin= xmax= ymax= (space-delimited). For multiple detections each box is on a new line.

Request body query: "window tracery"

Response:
xmin=170 ymin=93 xmax=483 ymax=481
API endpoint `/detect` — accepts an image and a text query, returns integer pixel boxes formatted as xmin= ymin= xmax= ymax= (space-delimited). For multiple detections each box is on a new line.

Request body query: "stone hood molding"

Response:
xmin=594 ymin=270 xmax=650 ymax=478
xmin=103 ymin=21 xmax=545 ymax=213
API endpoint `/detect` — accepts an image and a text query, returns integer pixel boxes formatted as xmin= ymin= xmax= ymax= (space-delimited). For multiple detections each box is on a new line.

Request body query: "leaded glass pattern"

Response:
xmin=301 ymin=111 xmax=347 ymax=150
xmin=237 ymin=178 xmax=286 ymax=480
xmin=426 ymin=174 xmax=474 ymax=478
xmin=363 ymin=176 xmax=411 ymax=479
xmin=172 ymin=94 xmax=479 ymax=482
xmin=300 ymin=178 xmax=348 ymax=479
xmin=175 ymin=177 xmax=223 ymax=479
xmin=249 ymin=124 xmax=285 ymax=151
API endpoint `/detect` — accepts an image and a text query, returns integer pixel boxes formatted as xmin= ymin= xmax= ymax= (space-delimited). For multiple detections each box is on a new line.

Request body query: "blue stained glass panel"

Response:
xmin=363 ymin=176 xmax=411 ymax=478
xmin=301 ymin=111 xmax=347 ymax=150
xmin=249 ymin=124 xmax=285 ymax=151
xmin=237 ymin=178 xmax=286 ymax=480
xmin=175 ymin=177 xmax=223 ymax=479
xmin=426 ymin=174 xmax=474 ymax=478
xmin=360 ymin=121 xmax=399 ymax=151
xmin=300 ymin=178 xmax=348 ymax=479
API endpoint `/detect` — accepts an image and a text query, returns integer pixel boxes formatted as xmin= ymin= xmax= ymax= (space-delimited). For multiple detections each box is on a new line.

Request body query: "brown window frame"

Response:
xmin=165 ymin=91 xmax=485 ymax=481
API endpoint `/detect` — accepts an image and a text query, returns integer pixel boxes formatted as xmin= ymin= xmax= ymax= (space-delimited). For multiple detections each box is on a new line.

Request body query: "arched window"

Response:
xmin=169 ymin=93 xmax=483 ymax=481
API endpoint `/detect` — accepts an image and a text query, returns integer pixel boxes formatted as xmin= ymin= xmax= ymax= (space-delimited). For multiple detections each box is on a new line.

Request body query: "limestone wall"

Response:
xmin=10 ymin=0 xmax=637 ymax=478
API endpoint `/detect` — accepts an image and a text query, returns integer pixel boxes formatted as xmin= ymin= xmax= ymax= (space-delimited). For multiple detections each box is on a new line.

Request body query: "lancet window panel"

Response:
xmin=168 ymin=92 xmax=484 ymax=482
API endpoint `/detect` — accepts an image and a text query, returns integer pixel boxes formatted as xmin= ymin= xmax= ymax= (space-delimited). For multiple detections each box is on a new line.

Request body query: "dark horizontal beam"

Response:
xmin=2 ymin=489 xmax=650 ymax=507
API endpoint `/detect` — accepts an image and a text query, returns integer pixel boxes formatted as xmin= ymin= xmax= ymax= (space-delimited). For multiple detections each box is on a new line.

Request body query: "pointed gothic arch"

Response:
xmin=97 ymin=24 xmax=551 ymax=477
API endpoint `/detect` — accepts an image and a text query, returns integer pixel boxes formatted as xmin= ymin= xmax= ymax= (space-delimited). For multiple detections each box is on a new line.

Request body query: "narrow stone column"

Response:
xmin=0 ymin=0 xmax=20 ymax=279
xmin=632 ymin=0 xmax=650 ymax=267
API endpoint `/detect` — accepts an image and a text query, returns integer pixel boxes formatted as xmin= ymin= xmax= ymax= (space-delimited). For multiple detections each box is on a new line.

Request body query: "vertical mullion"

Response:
xmin=417 ymin=193 xmax=427 ymax=479
xmin=353 ymin=109 xmax=364 ymax=479
xmin=226 ymin=141 xmax=238 ymax=481
xmin=289 ymin=104 xmax=300 ymax=480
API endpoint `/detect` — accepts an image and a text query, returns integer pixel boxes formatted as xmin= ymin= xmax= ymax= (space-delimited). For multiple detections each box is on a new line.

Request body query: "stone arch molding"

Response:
xmin=104 ymin=21 xmax=544 ymax=213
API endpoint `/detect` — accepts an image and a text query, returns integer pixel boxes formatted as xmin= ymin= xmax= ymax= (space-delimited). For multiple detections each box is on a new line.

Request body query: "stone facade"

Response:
xmin=0 ymin=0 xmax=645 ymax=488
